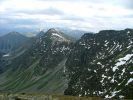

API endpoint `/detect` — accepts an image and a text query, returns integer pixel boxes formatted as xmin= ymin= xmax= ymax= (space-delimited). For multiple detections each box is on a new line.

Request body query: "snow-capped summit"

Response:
xmin=41 ymin=28 xmax=72 ymax=44
xmin=47 ymin=28 xmax=59 ymax=33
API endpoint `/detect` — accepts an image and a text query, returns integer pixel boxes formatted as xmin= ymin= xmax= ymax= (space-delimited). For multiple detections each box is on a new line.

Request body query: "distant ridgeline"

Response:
xmin=0 ymin=32 xmax=29 ymax=53
xmin=0 ymin=28 xmax=132 ymax=99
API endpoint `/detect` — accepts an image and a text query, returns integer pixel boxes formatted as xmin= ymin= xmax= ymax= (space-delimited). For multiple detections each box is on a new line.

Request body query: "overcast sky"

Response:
xmin=0 ymin=0 xmax=133 ymax=33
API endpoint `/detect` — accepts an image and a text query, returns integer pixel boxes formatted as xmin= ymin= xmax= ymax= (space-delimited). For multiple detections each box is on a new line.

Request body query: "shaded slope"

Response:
xmin=0 ymin=32 xmax=29 ymax=53
xmin=64 ymin=29 xmax=133 ymax=99
xmin=0 ymin=59 xmax=67 ymax=94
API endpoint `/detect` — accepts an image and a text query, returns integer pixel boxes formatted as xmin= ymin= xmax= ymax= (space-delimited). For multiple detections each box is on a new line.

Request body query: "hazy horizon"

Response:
xmin=0 ymin=0 xmax=133 ymax=34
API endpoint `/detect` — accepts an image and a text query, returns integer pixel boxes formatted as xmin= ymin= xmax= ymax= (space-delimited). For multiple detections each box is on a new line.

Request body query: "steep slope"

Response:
xmin=0 ymin=36 xmax=34 ymax=75
xmin=0 ymin=32 xmax=29 ymax=53
xmin=64 ymin=29 xmax=133 ymax=99
xmin=0 ymin=28 xmax=73 ymax=94
xmin=0 ymin=52 xmax=3 ymax=73
xmin=0 ymin=52 xmax=9 ymax=74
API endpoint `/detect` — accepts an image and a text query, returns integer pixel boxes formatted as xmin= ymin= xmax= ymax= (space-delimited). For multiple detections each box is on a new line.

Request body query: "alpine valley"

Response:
xmin=0 ymin=28 xmax=132 ymax=99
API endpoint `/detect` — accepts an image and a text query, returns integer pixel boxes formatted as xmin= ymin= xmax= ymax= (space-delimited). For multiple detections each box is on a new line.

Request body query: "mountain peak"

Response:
xmin=48 ymin=28 xmax=57 ymax=31
xmin=43 ymin=28 xmax=72 ymax=43
xmin=47 ymin=28 xmax=60 ymax=34
xmin=5 ymin=31 xmax=27 ymax=38
xmin=0 ymin=31 xmax=29 ymax=53
xmin=8 ymin=31 xmax=20 ymax=35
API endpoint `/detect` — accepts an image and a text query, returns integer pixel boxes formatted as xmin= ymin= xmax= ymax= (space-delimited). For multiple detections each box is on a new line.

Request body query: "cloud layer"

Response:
xmin=0 ymin=0 xmax=133 ymax=33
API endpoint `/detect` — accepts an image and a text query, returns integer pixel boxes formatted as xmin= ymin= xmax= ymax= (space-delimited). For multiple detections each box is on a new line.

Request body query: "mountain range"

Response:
xmin=0 ymin=28 xmax=132 ymax=99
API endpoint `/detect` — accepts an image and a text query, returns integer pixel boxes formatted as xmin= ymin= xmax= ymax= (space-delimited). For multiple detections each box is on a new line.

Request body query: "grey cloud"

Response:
xmin=123 ymin=14 xmax=133 ymax=18
xmin=0 ymin=0 xmax=8 ymax=3
xmin=38 ymin=0 xmax=82 ymax=1
xmin=125 ymin=1 xmax=133 ymax=9
xmin=40 ymin=7 xmax=64 ymax=15
xmin=19 ymin=7 xmax=64 ymax=15
xmin=0 ymin=15 xmax=40 ymax=26
xmin=0 ymin=17 xmax=39 ymax=32
xmin=79 ymin=0 xmax=133 ymax=9
xmin=61 ymin=15 xmax=85 ymax=21
xmin=0 ymin=7 xmax=64 ymax=16
xmin=12 ymin=7 xmax=64 ymax=15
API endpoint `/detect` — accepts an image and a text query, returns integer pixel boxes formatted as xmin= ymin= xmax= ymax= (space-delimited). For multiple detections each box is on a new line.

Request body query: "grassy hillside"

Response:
xmin=0 ymin=59 xmax=68 ymax=94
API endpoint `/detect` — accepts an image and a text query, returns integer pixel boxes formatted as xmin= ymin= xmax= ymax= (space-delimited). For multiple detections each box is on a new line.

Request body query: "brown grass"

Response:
xmin=0 ymin=93 xmax=102 ymax=100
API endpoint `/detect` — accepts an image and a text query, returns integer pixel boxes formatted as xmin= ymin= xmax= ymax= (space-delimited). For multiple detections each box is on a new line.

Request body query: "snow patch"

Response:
xmin=106 ymin=90 xmax=121 ymax=98
xmin=121 ymin=68 xmax=125 ymax=75
xmin=52 ymin=33 xmax=64 ymax=39
xmin=88 ymin=68 xmax=91 ymax=71
xmin=127 ymin=31 xmax=130 ymax=34
xmin=125 ymin=78 xmax=133 ymax=85
xmin=119 ymin=95 xmax=124 ymax=98
xmin=104 ymin=41 xmax=109 ymax=47
xmin=113 ymin=54 xmax=133 ymax=72
xmin=3 ymin=53 xmax=10 ymax=57
xmin=97 ymin=62 xmax=102 ymax=65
